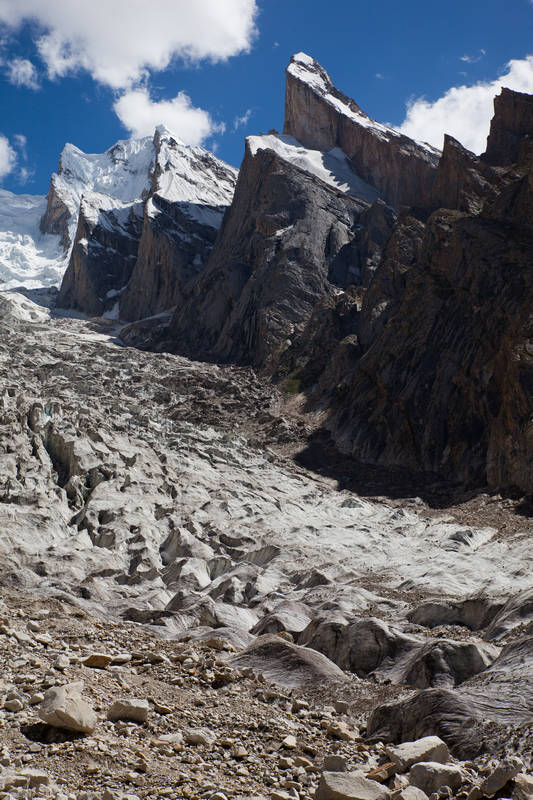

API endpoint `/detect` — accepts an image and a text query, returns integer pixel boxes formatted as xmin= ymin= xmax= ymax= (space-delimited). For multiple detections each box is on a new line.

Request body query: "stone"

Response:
xmin=394 ymin=789 xmax=428 ymax=800
xmin=107 ymin=698 xmax=149 ymax=723
xmin=386 ymin=738 xmax=450 ymax=772
xmin=479 ymin=757 xmax=523 ymax=796
xmin=185 ymin=728 xmax=215 ymax=746
xmin=54 ymin=653 xmax=70 ymax=670
xmin=326 ymin=720 xmax=357 ymax=741
xmin=334 ymin=700 xmax=350 ymax=714
xmin=324 ymin=756 xmax=349 ymax=773
xmin=282 ymin=735 xmax=298 ymax=749
xmin=316 ymin=771 xmax=391 ymax=800
xmin=514 ymin=773 xmax=533 ymax=800
xmin=4 ymin=698 xmax=23 ymax=712
xmin=39 ymin=682 xmax=97 ymax=734
xmin=408 ymin=763 xmax=463 ymax=795
xmin=366 ymin=763 xmax=397 ymax=782
xmin=82 ymin=653 xmax=113 ymax=669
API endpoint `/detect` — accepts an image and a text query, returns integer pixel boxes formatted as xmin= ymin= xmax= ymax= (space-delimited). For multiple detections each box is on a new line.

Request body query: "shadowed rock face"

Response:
xmin=39 ymin=177 xmax=72 ymax=250
xmin=119 ymin=129 xmax=237 ymax=321
xmin=118 ymin=197 xmax=221 ymax=322
xmin=55 ymin=127 xmax=237 ymax=319
xmin=169 ymin=144 xmax=370 ymax=371
xmin=428 ymin=135 xmax=503 ymax=214
xmin=283 ymin=53 xmax=439 ymax=209
xmin=315 ymin=92 xmax=533 ymax=494
xmin=56 ymin=201 xmax=143 ymax=315
xmin=483 ymin=88 xmax=533 ymax=166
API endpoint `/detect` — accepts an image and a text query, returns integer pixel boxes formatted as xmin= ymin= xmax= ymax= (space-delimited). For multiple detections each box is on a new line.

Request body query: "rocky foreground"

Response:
xmin=0 ymin=292 xmax=532 ymax=799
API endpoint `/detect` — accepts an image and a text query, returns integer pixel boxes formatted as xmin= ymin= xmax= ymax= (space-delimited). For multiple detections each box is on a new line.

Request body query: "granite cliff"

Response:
xmin=55 ymin=126 xmax=237 ymax=317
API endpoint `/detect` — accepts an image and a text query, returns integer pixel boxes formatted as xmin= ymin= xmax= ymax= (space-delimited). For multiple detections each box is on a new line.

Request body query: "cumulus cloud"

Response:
xmin=233 ymin=109 xmax=252 ymax=130
xmin=5 ymin=56 xmax=39 ymax=88
xmin=0 ymin=134 xmax=16 ymax=181
xmin=0 ymin=0 xmax=258 ymax=89
xmin=114 ymin=88 xmax=224 ymax=144
xmin=398 ymin=56 xmax=533 ymax=153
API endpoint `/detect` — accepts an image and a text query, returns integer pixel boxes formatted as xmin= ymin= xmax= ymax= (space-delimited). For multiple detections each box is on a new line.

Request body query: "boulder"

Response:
xmin=385 ymin=737 xmax=449 ymax=772
xmin=107 ymin=698 xmax=149 ymax=723
xmin=39 ymin=682 xmax=96 ymax=734
xmin=479 ymin=757 xmax=523 ymax=796
xmin=316 ymin=771 xmax=391 ymax=800
xmin=408 ymin=762 xmax=463 ymax=794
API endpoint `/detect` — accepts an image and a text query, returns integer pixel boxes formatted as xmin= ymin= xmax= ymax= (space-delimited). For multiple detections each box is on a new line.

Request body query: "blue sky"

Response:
xmin=0 ymin=0 xmax=532 ymax=195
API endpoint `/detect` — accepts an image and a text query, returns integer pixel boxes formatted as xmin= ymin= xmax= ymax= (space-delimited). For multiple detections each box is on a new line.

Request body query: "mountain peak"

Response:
xmin=284 ymin=53 xmax=439 ymax=208
xmin=154 ymin=123 xmax=185 ymax=146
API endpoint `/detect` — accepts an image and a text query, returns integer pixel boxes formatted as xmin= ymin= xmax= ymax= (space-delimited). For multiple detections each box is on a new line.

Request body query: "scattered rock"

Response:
xmin=316 ymin=770 xmax=391 ymax=800
xmin=408 ymin=762 xmax=463 ymax=795
xmin=39 ymin=681 xmax=97 ymax=734
xmin=107 ymin=698 xmax=149 ymax=723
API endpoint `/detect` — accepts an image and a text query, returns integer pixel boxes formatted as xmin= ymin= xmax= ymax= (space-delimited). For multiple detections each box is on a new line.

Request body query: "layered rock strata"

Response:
xmin=283 ymin=52 xmax=440 ymax=208
xmin=321 ymin=92 xmax=533 ymax=493
xmin=169 ymin=140 xmax=374 ymax=370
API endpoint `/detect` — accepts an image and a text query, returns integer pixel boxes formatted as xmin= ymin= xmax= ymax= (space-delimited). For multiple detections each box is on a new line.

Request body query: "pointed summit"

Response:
xmin=284 ymin=53 xmax=439 ymax=208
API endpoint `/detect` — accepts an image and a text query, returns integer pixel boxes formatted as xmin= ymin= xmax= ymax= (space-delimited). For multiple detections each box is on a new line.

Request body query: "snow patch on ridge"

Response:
xmin=247 ymin=133 xmax=380 ymax=203
xmin=288 ymin=52 xmax=440 ymax=156
xmin=154 ymin=135 xmax=238 ymax=210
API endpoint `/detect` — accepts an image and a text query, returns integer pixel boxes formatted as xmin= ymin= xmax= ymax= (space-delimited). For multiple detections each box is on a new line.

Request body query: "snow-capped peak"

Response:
xmin=154 ymin=123 xmax=185 ymax=145
xmin=287 ymin=52 xmax=439 ymax=157
xmin=0 ymin=127 xmax=239 ymax=292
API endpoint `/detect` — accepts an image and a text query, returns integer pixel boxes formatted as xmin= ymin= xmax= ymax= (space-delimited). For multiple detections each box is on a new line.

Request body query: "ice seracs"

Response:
xmin=0 ymin=189 xmax=66 ymax=290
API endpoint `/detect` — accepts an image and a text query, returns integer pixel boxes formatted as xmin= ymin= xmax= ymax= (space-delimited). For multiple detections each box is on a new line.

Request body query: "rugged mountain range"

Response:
xmin=169 ymin=53 xmax=531 ymax=496
xmin=3 ymin=51 xmax=530 ymax=494
xmin=0 ymin=52 xmax=531 ymax=796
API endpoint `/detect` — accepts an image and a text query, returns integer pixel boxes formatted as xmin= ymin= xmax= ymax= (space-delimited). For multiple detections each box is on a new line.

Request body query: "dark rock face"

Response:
xmin=118 ymin=196 xmax=221 ymax=322
xmin=169 ymin=143 xmax=370 ymax=371
xmin=39 ymin=177 xmax=72 ymax=250
xmin=57 ymin=201 xmax=143 ymax=315
xmin=321 ymin=108 xmax=533 ymax=494
xmin=283 ymin=53 xmax=439 ymax=208
xmin=55 ymin=128 xmax=236 ymax=319
xmin=428 ymin=135 xmax=502 ymax=214
xmin=483 ymin=88 xmax=533 ymax=166
xmin=119 ymin=130 xmax=237 ymax=321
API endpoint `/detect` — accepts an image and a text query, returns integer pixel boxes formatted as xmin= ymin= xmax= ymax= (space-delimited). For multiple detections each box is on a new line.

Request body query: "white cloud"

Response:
xmin=233 ymin=108 xmax=252 ymax=130
xmin=114 ymin=88 xmax=224 ymax=145
xmin=398 ymin=55 xmax=533 ymax=153
xmin=17 ymin=165 xmax=34 ymax=184
xmin=0 ymin=0 xmax=258 ymax=89
xmin=0 ymin=135 xmax=16 ymax=181
xmin=13 ymin=133 xmax=27 ymax=152
xmin=6 ymin=56 xmax=39 ymax=88
xmin=460 ymin=49 xmax=486 ymax=64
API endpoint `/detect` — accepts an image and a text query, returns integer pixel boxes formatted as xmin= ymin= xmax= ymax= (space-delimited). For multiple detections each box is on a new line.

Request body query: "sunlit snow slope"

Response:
xmin=0 ymin=189 xmax=66 ymax=290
